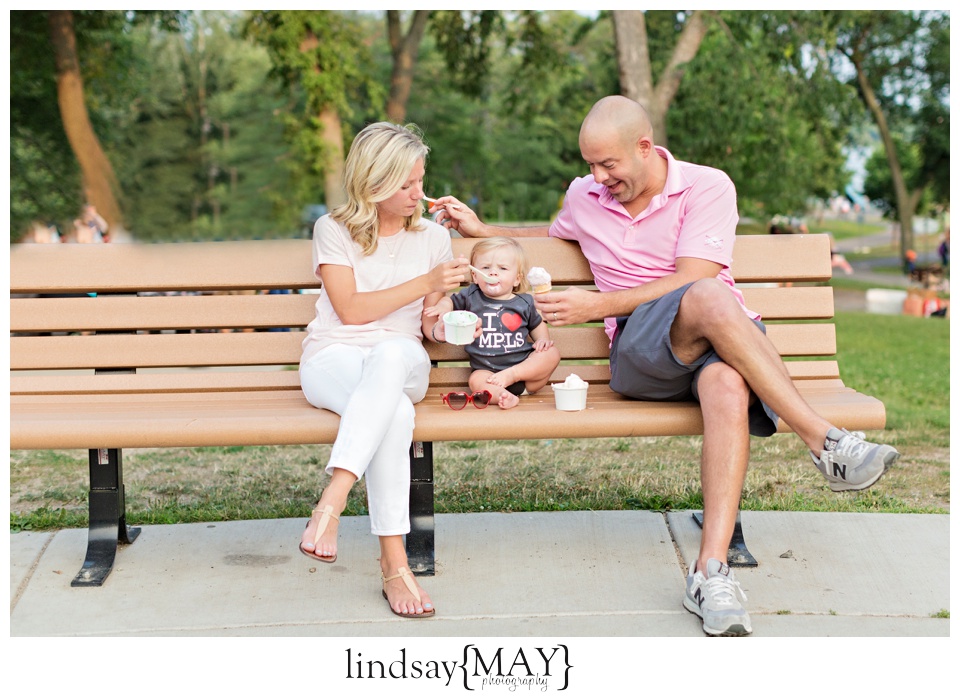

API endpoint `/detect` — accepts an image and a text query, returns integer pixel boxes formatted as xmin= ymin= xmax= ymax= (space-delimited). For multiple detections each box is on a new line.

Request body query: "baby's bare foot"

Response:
xmin=488 ymin=368 xmax=517 ymax=388
xmin=498 ymin=391 xmax=520 ymax=409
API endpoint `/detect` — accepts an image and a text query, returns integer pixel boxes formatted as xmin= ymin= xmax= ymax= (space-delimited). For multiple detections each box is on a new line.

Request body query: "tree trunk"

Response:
xmin=852 ymin=55 xmax=915 ymax=259
xmin=319 ymin=107 xmax=346 ymax=209
xmin=612 ymin=10 xmax=709 ymax=149
xmin=48 ymin=10 xmax=126 ymax=233
xmin=386 ymin=10 xmax=430 ymax=124
xmin=300 ymin=29 xmax=346 ymax=208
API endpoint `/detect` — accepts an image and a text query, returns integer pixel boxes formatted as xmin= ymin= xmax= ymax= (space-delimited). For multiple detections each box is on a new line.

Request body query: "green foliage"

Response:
xmin=670 ymin=11 xmax=853 ymax=218
xmin=429 ymin=10 xmax=505 ymax=98
xmin=9 ymin=10 xmax=949 ymax=242
xmin=827 ymin=10 xmax=951 ymax=235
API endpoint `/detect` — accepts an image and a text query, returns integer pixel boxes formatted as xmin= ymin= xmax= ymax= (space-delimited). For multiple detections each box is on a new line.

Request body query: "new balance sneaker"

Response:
xmin=683 ymin=558 xmax=752 ymax=637
xmin=811 ymin=428 xmax=900 ymax=492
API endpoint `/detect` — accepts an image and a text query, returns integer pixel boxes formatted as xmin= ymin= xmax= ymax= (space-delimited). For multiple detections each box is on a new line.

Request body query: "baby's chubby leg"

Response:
xmin=487 ymin=345 xmax=561 ymax=395
xmin=469 ymin=371 xmax=519 ymax=410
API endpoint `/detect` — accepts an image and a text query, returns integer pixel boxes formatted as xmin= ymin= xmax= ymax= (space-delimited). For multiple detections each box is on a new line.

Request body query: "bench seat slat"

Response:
xmin=9 ymin=381 xmax=886 ymax=450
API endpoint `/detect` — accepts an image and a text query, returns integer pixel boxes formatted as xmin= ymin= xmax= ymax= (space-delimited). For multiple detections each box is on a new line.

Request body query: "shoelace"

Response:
xmin=701 ymin=574 xmax=748 ymax=608
xmin=832 ymin=430 xmax=868 ymax=459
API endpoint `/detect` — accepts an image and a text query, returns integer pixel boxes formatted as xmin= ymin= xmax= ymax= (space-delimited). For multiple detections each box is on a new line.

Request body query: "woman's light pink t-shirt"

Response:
xmin=301 ymin=215 xmax=453 ymax=365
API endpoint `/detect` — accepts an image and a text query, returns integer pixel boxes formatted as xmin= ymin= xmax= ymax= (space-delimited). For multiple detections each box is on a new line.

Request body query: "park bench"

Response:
xmin=9 ymin=233 xmax=887 ymax=587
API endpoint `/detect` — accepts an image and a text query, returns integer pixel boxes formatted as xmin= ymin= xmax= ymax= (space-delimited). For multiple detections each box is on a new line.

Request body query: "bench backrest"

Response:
xmin=10 ymin=234 xmax=838 ymax=394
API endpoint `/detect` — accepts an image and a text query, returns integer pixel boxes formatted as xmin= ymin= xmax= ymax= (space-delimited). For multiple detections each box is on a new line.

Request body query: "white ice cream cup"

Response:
xmin=552 ymin=384 xmax=588 ymax=411
xmin=442 ymin=310 xmax=478 ymax=345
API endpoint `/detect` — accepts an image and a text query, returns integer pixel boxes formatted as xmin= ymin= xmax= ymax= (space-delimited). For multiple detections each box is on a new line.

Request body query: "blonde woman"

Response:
xmin=298 ymin=122 xmax=469 ymax=618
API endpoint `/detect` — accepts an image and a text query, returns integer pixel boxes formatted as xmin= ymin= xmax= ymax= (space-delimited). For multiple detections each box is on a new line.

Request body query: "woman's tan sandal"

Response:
xmin=381 ymin=566 xmax=435 ymax=618
xmin=299 ymin=504 xmax=339 ymax=563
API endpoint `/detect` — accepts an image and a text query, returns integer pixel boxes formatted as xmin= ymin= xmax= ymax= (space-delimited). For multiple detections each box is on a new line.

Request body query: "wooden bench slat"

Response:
xmin=10 ymin=294 xmax=318 ymax=333
xmin=739 ymin=286 xmax=834 ymax=319
xmin=730 ymin=234 xmax=832 ymax=282
xmin=10 ymin=239 xmax=322 ymax=294
xmin=10 ymin=332 xmax=307 ymax=370
xmin=9 ymin=381 xmax=886 ymax=451
xmin=10 ymin=371 xmax=302 ymax=396
xmin=10 ymin=285 xmax=834 ymax=334
xmin=10 ymin=235 xmax=832 ymax=295
xmin=10 ymin=360 xmax=842 ymax=397
xmin=10 ymin=321 xmax=838 ymax=371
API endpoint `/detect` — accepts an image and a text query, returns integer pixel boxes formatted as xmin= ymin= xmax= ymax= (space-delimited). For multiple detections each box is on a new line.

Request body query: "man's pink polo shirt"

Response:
xmin=549 ymin=146 xmax=759 ymax=343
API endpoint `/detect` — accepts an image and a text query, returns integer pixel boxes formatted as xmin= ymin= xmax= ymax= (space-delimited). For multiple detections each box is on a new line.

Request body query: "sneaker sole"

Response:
xmin=828 ymin=449 xmax=900 ymax=492
xmin=683 ymin=596 xmax=752 ymax=636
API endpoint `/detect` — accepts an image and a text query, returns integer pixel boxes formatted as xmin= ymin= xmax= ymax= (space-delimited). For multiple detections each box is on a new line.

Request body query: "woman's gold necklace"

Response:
xmin=380 ymin=230 xmax=405 ymax=258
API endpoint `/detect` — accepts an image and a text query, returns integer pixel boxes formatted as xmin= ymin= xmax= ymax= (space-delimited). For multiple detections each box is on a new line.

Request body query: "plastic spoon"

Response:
xmin=468 ymin=265 xmax=498 ymax=284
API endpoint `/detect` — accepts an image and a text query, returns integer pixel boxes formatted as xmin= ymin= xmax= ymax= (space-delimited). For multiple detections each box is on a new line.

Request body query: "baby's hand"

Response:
xmin=533 ymin=338 xmax=554 ymax=352
xmin=424 ymin=305 xmax=441 ymax=318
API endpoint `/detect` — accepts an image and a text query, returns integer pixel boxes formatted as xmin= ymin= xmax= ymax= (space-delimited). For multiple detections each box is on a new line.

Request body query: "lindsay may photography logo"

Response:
xmin=345 ymin=644 xmax=573 ymax=691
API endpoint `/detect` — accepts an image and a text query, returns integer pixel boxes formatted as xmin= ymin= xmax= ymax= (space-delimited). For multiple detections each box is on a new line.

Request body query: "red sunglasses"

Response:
xmin=441 ymin=390 xmax=492 ymax=410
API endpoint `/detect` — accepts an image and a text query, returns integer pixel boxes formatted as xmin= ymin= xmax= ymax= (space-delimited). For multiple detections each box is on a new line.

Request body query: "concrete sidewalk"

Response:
xmin=10 ymin=510 xmax=949 ymax=637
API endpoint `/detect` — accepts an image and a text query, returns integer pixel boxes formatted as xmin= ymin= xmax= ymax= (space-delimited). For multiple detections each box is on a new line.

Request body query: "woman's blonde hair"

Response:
xmin=331 ymin=122 xmax=429 ymax=255
xmin=469 ymin=237 xmax=531 ymax=293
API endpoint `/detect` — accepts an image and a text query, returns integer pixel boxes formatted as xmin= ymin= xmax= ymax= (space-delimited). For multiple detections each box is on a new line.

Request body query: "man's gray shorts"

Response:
xmin=609 ymin=282 xmax=779 ymax=437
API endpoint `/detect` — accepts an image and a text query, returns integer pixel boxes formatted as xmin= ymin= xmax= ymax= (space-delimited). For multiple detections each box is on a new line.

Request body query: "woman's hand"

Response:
xmin=426 ymin=256 xmax=470 ymax=294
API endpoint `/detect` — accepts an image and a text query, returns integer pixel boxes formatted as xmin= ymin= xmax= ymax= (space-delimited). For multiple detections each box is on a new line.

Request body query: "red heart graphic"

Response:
xmin=501 ymin=312 xmax=523 ymax=332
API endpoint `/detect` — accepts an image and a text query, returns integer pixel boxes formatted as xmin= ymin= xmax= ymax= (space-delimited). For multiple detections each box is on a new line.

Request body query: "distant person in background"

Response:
xmin=79 ymin=204 xmax=109 ymax=242
xmin=71 ymin=217 xmax=104 ymax=244
xmin=938 ymin=228 xmax=950 ymax=268
xmin=826 ymin=234 xmax=854 ymax=275
xmin=904 ymin=249 xmax=918 ymax=275
xmin=21 ymin=220 xmax=61 ymax=244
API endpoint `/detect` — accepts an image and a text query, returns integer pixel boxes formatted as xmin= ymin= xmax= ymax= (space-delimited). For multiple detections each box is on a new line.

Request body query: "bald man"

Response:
xmin=433 ymin=95 xmax=899 ymax=637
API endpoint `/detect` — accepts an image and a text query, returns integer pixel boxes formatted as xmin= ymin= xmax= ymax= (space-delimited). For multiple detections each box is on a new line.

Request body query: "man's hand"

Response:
xmin=430 ymin=198 xmax=488 ymax=238
xmin=534 ymin=287 xmax=603 ymax=326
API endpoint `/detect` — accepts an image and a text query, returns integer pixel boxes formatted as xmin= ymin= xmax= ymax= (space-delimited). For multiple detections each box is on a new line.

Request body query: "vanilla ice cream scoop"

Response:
xmin=527 ymin=267 xmax=552 ymax=293
xmin=559 ymin=373 xmax=587 ymax=388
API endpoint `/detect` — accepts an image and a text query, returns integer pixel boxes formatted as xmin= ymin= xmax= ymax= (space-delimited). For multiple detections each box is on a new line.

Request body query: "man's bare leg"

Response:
xmin=694 ymin=362 xmax=751 ymax=569
xmin=672 ymin=279 xmax=833 ymax=455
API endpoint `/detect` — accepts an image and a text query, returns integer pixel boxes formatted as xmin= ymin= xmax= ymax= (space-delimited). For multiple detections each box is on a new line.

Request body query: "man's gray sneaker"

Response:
xmin=811 ymin=428 xmax=900 ymax=492
xmin=683 ymin=558 xmax=752 ymax=637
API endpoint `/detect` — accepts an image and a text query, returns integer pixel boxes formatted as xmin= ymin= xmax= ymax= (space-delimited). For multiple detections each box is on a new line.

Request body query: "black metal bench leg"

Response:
xmin=692 ymin=509 xmax=758 ymax=568
xmin=72 ymin=448 xmax=141 ymax=587
xmin=406 ymin=441 xmax=435 ymax=576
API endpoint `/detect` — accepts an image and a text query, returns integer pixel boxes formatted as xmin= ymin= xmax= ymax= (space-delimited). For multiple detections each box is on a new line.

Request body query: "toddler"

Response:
xmin=426 ymin=237 xmax=561 ymax=409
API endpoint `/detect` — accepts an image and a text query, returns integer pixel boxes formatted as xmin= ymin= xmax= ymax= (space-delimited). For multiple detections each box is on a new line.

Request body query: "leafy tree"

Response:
xmin=116 ymin=11 xmax=294 ymax=241
xmin=385 ymin=10 xmax=430 ymax=123
xmin=668 ymin=11 xmax=853 ymax=217
xmin=610 ymin=9 xmax=709 ymax=147
xmin=246 ymin=10 xmax=383 ymax=210
xmin=827 ymin=10 xmax=950 ymax=259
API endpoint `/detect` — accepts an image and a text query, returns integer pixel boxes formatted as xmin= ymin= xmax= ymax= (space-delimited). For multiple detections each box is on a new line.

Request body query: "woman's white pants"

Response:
xmin=299 ymin=338 xmax=431 ymax=536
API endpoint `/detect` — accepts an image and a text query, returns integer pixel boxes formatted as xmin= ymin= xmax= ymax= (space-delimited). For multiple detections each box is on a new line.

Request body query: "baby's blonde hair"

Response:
xmin=331 ymin=122 xmax=429 ymax=255
xmin=469 ymin=237 xmax=531 ymax=293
